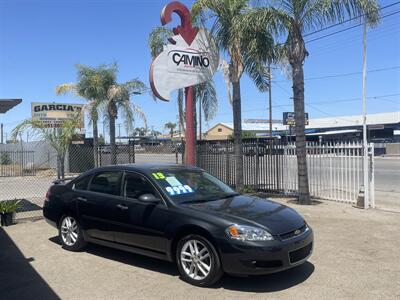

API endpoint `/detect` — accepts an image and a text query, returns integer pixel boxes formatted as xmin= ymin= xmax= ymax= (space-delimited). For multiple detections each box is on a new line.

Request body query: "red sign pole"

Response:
xmin=159 ymin=1 xmax=198 ymax=166
xmin=185 ymin=86 xmax=195 ymax=165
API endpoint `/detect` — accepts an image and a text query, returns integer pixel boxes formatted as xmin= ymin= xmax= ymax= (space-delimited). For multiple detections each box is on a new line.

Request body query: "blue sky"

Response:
xmin=0 ymin=0 xmax=399 ymax=140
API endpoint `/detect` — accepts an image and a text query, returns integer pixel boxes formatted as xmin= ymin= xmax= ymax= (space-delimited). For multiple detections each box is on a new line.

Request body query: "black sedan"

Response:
xmin=43 ymin=163 xmax=313 ymax=287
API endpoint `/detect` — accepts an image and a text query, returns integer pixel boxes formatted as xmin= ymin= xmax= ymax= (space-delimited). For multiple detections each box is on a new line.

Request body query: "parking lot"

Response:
xmin=1 ymin=197 xmax=399 ymax=300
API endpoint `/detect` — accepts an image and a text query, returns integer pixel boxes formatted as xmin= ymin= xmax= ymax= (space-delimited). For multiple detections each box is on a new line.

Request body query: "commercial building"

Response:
xmin=205 ymin=112 xmax=400 ymax=142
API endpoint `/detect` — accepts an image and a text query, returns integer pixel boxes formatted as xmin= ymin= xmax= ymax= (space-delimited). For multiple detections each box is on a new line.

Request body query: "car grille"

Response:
xmin=289 ymin=242 xmax=313 ymax=264
xmin=279 ymin=224 xmax=308 ymax=240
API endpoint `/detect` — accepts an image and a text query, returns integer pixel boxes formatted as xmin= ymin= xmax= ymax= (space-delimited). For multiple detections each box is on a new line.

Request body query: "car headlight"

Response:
xmin=226 ymin=224 xmax=273 ymax=241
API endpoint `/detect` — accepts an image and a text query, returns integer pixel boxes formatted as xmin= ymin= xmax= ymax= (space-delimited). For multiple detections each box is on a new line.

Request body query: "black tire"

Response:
xmin=58 ymin=215 xmax=86 ymax=251
xmin=176 ymin=234 xmax=223 ymax=287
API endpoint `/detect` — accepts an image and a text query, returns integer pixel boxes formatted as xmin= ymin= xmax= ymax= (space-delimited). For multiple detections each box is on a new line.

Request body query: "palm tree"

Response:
xmin=134 ymin=127 xmax=147 ymax=137
xmin=192 ymin=0 xmax=268 ymax=191
xmin=56 ymin=64 xmax=116 ymax=167
xmin=194 ymin=81 xmax=218 ymax=139
xmin=11 ymin=115 xmax=82 ymax=179
xmin=106 ymin=79 xmax=147 ymax=165
xmin=164 ymin=122 xmax=177 ymax=138
xmin=243 ymin=0 xmax=379 ymax=204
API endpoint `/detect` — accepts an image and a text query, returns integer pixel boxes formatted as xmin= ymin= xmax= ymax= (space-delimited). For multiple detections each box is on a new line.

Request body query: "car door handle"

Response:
xmin=116 ymin=204 xmax=128 ymax=210
xmin=77 ymin=196 xmax=87 ymax=202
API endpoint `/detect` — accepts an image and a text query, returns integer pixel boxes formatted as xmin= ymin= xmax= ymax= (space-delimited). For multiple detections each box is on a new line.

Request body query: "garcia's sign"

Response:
xmin=31 ymin=102 xmax=84 ymax=128
xmin=150 ymin=24 xmax=218 ymax=101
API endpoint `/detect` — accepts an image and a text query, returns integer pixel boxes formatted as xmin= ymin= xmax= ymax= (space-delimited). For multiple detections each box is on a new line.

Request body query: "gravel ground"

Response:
xmin=1 ymin=197 xmax=400 ymax=300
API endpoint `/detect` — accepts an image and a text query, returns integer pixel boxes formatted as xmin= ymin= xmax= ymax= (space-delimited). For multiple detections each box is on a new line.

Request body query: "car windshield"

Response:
xmin=149 ymin=169 xmax=238 ymax=203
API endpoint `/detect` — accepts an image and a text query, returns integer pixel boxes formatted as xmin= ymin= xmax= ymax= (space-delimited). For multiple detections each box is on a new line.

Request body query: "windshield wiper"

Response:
xmin=180 ymin=193 xmax=240 ymax=204
xmin=217 ymin=193 xmax=240 ymax=199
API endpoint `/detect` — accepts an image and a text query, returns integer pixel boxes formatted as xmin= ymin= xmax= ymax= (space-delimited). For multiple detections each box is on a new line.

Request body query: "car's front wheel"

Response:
xmin=59 ymin=215 xmax=86 ymax=251
xmin=176 ymin=234 xmax=223 ymax=287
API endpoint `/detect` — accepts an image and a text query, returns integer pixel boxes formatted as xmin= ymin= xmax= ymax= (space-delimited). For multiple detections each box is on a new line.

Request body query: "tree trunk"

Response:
xmin=57 ymin=154 xmax=65 ymax=179
xmin=109 ymin=102 xmax=117 ymax=165
xmin=232 ymin=80 xmax=244 ymax=192
xmin=268 ymin=65 xmax=273 ymax=137
xmin=199 ymin=97 xmax=202 ymax=140
xmin=93 ymin=120 xmax=99 ymax=167
xmin=292 ymin=61 xmax=310 ymax=204
xmin=60 ymin=154 xmax=65 ymax=179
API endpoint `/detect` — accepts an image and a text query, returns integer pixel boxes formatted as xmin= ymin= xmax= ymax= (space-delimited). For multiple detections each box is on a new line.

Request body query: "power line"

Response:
xmin=305 ymin=10 xmax=400 ymax=44
xmin=273 ymin=66 xmax=400 ymax=83
xmin=303 ymin=1 xmax=400 ymax=38
xmin=309 ymin=19 xmax=400 ymax=53
xmin=310 ymin=25 xmax=400 ymax=57
xmin=213 ymin=93 xmax=400 ymax=117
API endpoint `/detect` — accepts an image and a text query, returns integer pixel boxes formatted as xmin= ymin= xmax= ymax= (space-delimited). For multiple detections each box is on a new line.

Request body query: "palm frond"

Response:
xmin=55 ymin=83 xmax=77 ymax=96
xmin=148 ymin=27 xmax=173 ymax=59
xmin=195 ymin=81 xmax=218 ymax=121
xmin=177 ymin=89 xmax=185 ymax=131
xmin=11 ymin=113 xmax=82 ymax=156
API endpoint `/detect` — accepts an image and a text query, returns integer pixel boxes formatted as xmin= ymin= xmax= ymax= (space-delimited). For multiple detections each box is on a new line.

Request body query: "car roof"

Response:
xmin=86 ymin=163 xmax=202 ymax=175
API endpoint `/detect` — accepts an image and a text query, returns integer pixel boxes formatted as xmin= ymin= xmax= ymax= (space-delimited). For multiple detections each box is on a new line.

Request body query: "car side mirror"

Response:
xmin=138 ymin=194 xmax=161 ymax=204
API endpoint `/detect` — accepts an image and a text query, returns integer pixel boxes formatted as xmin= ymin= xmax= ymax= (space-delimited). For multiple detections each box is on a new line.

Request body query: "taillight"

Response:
xmin=45 ymin=189 xmax=51 ymax=202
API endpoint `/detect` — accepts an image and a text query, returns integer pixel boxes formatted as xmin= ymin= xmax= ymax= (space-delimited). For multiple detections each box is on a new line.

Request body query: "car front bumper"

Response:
xmin=218 ymin=228 xmax=314 ymax=276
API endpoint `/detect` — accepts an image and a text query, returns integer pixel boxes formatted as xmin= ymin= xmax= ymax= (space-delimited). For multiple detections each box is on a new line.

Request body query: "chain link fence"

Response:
xmin=1 ymin=138 xmax=376 ymax=221
xmin=1 ymin=140 xmax=184 ymax=221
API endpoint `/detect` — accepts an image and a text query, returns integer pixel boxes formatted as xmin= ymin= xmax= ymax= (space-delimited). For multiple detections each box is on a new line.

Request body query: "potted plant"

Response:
xmin=0 ymin=199 xmax=21 ymax=226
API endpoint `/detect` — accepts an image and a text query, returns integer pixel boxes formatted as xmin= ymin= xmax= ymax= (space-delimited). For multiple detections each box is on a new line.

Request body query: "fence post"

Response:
xmin=369 ymin=143 xmax=375 ymax=208
xmin=255 ymin=139 xmax=260 ymax=191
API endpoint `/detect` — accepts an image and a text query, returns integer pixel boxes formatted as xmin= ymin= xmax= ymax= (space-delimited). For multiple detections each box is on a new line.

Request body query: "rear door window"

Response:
xmin=89 ymin=172 xmax=122 ymax=196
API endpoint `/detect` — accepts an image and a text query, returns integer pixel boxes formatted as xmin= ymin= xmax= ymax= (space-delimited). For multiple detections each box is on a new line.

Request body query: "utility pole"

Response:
xmin=268 ymin=65 xmax=273 ymax=137
xmin=362 ymin=20 xmax=369 ymax=209
xmin=199 ymin=98 xmax=202 ymax=140
xmin=117 ymin=123 xmax=122 ymax=139
xmin=102 ymin=120 xmax=106 ymax=143
xmin=0 ymin=123 xmax=3 ymax=144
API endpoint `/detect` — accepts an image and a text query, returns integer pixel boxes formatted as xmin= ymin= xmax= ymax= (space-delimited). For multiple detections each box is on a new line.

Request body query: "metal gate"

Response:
xmin=283 ymin=142 xmax=375 ymax=206
xmin=196 ymin=139 xmax=375 ymax=205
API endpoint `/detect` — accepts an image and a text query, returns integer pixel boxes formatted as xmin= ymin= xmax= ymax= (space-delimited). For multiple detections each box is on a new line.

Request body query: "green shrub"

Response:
xmin=0 ymin=199 xmax=21 ymax=213
xmin=0 ymin=152 xmax=12 ymax=165
xmin=243 ymin=186 xmax=255 ymax=193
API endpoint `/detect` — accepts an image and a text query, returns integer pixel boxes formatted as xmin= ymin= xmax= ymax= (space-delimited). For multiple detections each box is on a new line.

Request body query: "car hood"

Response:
xmin=181 ymin=195 xmax=305 ymax=235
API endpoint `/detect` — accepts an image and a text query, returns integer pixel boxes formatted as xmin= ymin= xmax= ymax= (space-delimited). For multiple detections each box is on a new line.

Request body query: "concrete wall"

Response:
xmin=386 ymin=143 xmax=400 ymax=156
xmin=0 ymin=141 xmax=58 ymax=169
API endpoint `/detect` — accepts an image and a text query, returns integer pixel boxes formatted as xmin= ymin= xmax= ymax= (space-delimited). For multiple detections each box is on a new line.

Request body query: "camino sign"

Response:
xmin=149 ymin=1 xmax=218 ymax=165
xmin=31 ymin=102 xmax=84 ymax=128
xmin=150 ymin=28 xmax=218 ymax=100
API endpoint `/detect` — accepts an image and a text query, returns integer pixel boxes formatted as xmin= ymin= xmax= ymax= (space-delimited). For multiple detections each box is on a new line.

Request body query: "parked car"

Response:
xmin=170 ymin=143 xmax=184 ymax=154
xmin=43 ymin=163 xmax=313 ymax=287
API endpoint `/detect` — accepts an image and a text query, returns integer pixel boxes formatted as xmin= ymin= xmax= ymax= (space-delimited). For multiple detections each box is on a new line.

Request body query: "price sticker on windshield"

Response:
xmin=165 ymin=185 xmax=194 ymax=196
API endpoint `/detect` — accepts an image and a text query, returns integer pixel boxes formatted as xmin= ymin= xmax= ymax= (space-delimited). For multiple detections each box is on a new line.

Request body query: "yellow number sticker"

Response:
xmin=152 ymin=172 xmax=165 ymax=179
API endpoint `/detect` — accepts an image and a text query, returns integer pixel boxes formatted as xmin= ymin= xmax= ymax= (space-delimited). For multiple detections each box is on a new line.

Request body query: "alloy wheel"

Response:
xmin=60 ymin=216 xmax=79 ymax=246
xmin=180 ymin=239 xmax=211 ymax=280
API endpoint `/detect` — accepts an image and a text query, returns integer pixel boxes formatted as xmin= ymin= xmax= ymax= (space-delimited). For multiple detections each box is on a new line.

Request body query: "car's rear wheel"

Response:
xmin=59 ymin=215 xmax=86 ymax=251
xmin=176 ymin=234 xmax=223 ymax=287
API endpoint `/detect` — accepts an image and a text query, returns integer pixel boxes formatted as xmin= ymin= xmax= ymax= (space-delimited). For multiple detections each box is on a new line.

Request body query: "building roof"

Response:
xmin=0 ymin=99 xmax=22 ymax=113
xmin=306 ymin=129 xmax=360 ymax=136
xmin=211 ymin=112 xmax=400 ymax=133
xmin=307 ymin=112 xmax=400 ymax=129
xmin=220 ymin=122 xmax=285 ymax=131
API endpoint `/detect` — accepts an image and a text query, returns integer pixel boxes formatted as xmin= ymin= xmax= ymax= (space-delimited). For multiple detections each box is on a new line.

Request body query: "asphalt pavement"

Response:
xmin=1 ymin=198 xmax=399 ymax=300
